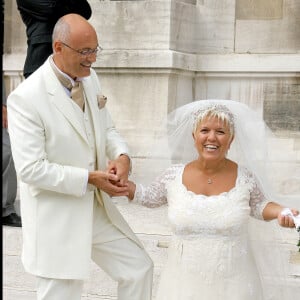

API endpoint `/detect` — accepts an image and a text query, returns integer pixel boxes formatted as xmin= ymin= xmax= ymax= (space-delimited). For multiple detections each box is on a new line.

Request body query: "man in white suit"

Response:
xmin=7 ymin=13 xmax=153 ymax=300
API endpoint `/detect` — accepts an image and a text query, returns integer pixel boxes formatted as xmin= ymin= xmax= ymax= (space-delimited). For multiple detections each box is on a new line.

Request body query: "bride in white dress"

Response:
xmin=128 ymin=100 xmax=299 ymax=300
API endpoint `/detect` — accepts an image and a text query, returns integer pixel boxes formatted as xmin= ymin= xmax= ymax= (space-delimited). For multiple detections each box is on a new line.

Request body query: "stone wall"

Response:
xmin=3 ymin=0 xmax=300 ymax=129
xmin=3 ymin=1 xmax=300 ymax=190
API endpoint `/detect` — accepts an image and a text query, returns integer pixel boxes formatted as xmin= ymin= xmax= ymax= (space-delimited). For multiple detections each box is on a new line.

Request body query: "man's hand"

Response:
xmin=107 ymin=154 xmax=131 ymax=186
xmin=88 ymin=170 xmax=129 ymax=197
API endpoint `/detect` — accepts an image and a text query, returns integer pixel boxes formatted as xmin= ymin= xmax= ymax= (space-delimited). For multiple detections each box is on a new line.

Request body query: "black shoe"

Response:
xmin=2 ymin=213 xmax=22 ymax=227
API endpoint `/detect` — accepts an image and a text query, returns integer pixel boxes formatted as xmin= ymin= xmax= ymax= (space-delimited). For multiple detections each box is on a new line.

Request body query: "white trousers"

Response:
xmin=36 ymin=201 xmax=153 ymax=300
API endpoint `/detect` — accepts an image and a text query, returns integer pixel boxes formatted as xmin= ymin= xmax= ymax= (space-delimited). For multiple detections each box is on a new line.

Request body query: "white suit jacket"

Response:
xmin=7 ymin=59 xmax=143 ymax=279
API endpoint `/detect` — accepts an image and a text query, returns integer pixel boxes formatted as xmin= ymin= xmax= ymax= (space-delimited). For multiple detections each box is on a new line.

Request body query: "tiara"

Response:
xmin=192 ymin=103 xmax=235 ymax=130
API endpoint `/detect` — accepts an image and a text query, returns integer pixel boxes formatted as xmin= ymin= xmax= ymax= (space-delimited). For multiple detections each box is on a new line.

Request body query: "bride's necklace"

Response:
xmin=201 ymin=160 xmax=227 ymax=184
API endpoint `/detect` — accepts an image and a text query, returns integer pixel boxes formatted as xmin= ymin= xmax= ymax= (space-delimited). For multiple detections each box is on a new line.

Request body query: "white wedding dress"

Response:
xmin=134 ymin=164 xmax=270 ymax=300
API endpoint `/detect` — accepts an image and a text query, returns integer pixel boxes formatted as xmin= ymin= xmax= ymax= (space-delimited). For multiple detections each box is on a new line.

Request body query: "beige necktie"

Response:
xmin=70 ymin=81 xmax=85 ymax=111
xmin=49 ymin=58 xmax=85 ymax=110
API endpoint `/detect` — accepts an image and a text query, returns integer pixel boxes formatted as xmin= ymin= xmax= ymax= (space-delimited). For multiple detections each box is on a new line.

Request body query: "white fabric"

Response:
xmin=36 ymin=201 xmax=153 ymax=300
xmin=37 ymin=277 xmax=83 ymax=300
xmin=134 ymin=164 xmax=268 ymax=299
xmin=7 ymin=58 xmax=143 ymax=279
xmin=92 ymin=202 xmax=153 ymax=300
xmin=135 ymin=164 xmax=268 ymax=220
xmin=133 ymin=99 xmax=300 ymax=299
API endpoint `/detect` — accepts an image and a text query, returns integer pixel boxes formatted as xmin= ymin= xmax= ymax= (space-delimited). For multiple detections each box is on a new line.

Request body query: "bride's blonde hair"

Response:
xmin=192 ymin=104 xmax=235 ymax=137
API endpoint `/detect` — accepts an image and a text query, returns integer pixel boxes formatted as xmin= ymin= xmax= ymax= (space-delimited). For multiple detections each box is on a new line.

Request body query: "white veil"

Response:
xmin=141 ymin=99 xmax=300 ymax=298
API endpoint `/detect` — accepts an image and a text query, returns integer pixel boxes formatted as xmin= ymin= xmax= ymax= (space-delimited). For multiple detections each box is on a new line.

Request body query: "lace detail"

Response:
xmin=134 ymin=163 xmax=267 ymax=299
xmin=169 ymin=234 xmax=249 ymax=284
xmin=166 ymin=165 xmax=255 ymax=237
xmin=134 ymin=164 xmax=269 ymax=219
xmin=237 ymin=166 xmax=269 ymax=220
xmin=134 ymin=164 xmax=183 ymax=208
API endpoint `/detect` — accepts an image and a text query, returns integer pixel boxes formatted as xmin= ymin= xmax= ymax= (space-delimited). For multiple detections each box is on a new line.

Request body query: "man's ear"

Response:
xmin=53 ymin=41 xmax=63 ymax=54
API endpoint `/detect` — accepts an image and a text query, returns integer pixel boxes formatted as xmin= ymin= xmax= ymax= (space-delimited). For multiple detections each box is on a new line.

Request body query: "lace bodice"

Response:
xmin=134 ymin=164 xmax=271 ymax=299
xmin=134 ymin=164 xmax=269 ymax=221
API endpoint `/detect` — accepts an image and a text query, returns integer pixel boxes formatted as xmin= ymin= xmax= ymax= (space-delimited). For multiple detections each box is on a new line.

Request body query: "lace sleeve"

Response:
xmin=243 ymin=167 xmax=269 ymax=220
xmin=133 ymin=164 xmax=183 ymax=208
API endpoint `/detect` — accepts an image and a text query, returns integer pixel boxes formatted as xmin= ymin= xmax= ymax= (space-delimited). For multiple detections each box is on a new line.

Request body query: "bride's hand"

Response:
xmin=127 ymin=181 xmax=136 ymax=201
xmin=278 ymin=208 xmax=300 ymax=228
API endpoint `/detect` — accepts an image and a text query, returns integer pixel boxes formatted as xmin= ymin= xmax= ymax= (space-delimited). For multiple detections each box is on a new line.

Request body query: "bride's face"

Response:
xmin=193 ymin=116 xmax=233 ymax=161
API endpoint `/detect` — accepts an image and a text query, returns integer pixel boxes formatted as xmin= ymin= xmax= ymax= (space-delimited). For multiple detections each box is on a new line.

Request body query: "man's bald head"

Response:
xmin=52 ymin=13 xmax=99 ymax=79
xmin=52 ymin=14 xmax=96 ymax=45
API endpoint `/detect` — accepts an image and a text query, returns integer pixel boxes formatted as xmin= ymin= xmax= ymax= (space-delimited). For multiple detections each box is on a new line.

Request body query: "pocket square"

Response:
xmin=97 ymin=94 xmax=107 ymax=109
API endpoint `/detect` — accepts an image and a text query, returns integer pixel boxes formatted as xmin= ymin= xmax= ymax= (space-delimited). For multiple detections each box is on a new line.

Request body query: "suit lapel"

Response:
xmin=43 ymin=61 xmax=89 ymax=145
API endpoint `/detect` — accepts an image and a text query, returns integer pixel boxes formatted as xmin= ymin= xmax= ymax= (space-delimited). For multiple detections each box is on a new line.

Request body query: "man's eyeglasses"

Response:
xmin=61 ymin=42 xmax=102 ymax=56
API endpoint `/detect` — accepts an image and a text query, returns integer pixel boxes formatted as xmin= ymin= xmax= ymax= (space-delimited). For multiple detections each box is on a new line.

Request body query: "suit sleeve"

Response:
xmin=88 ymin=69 xmax=131 ymax=161
xmin=7 ymin=88 xmax=87 ymax=197
xmin=16 ymin=0 xmax=92 ymax=22
xmin=105 ymin=111 xmax=130 ymax=160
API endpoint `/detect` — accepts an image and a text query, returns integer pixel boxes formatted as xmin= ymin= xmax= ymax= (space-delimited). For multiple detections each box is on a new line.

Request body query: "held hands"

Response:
xmin=88 ymin=170 xmax=129 ymax=197
xmin=88 ymin=155 xmax=131 ymax=197
xmin=107 ymin=154 xmax=131 ymax=186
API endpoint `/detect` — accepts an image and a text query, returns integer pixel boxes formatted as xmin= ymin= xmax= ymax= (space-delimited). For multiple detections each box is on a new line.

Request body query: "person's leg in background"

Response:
xmin=2 ymin=126 xmax=21 ymax=227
